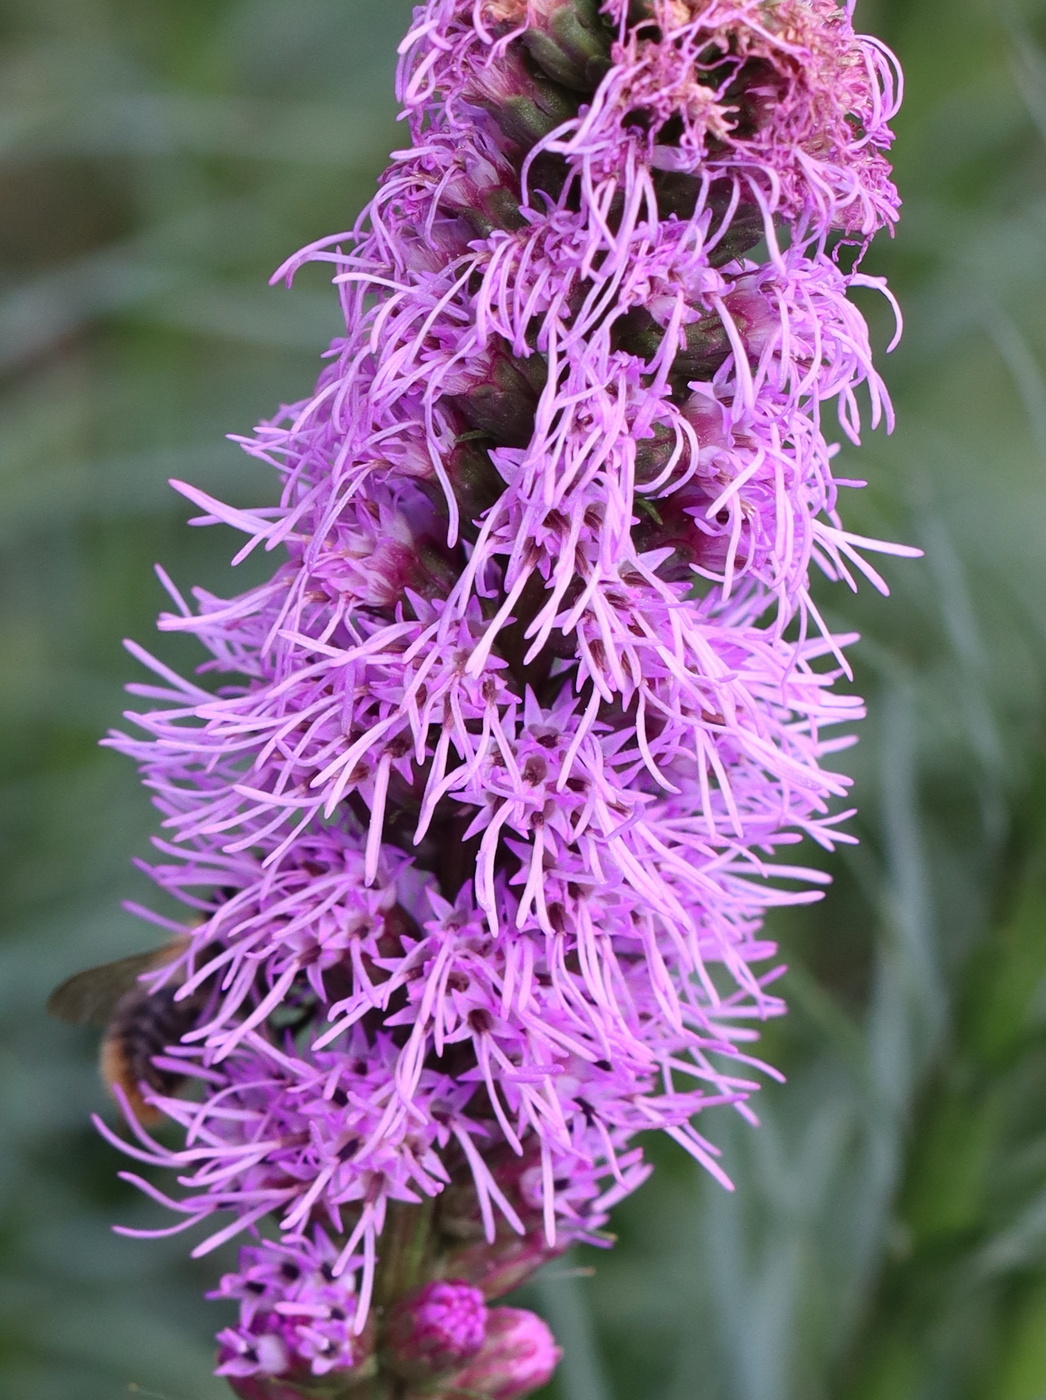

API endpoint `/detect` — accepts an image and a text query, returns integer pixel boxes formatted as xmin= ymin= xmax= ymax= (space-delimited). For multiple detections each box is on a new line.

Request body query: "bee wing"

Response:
xmin=47 ymin=940 xmax=186 ymax=1025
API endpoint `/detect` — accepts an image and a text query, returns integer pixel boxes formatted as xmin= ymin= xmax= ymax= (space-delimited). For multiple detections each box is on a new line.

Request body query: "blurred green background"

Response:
xmin=2 ymin=0 xmax=1046 ymax=1396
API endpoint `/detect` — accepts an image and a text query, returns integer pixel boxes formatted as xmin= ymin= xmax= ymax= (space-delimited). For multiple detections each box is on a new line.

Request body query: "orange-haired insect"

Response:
xmin=48 ymin=937 xmax=204 ymax=1124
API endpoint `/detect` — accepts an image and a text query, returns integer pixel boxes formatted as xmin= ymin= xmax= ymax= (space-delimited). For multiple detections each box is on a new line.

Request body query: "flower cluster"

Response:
xmin=101 ymin=1 xmax=907 ymax=1394
xmin=213 ymin=1234 xmax=372 ymax=1385
xmin=214 ymin=1250 xmax=558 ymax=1400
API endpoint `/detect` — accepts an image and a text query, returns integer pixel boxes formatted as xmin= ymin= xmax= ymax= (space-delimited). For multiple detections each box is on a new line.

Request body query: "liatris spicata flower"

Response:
xmin=89 ymin=1 xmax=912 ymax=1394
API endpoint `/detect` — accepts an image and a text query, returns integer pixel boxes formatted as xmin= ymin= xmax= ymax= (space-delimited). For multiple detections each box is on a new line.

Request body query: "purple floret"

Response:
xmin=212 ymin=1234 xmax=372 ymax=1381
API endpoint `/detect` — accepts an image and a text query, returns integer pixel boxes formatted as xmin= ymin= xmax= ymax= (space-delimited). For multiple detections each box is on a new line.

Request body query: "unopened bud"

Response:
xmin=705 ymin=181 xmax=766 ymax=267
xmin=614 ymin=277 xmax=775 ymax=387
xmin=466 ymin=49 xmax=579 ymax=152
xmin=651 ymin=174 xmax=765 ymax=268
xmin=385 ymin=1279 xmax=488 ymax=1380
xmin=439 ymin=146 xmax=527 ymax=236
xmin=443 ymin=340 xmax=548 ymax=448
xmin=442 ymin=1307 xmax=561 ymax=1400
xmin=446 ymin=439 xmax=508 ymax=522
xmin=675 ymin=310 xmax=734 ymax=382
xmin=522 ymin=0 xmax=612 ymax=93
xmin=632 ymin=483 xmax=746 ymax=583
xmin=613 ymin=304 xmax=731 ymax=382
xmin=633 ymin=421 xmax=682 ymax=488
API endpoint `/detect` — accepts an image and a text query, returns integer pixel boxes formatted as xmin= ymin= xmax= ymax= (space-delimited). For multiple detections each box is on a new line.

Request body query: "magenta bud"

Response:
xmin=442 ymin=1306 xmax=561 ymax=1400
xmin=385 ymin=1279 xmax=488 ymax=1380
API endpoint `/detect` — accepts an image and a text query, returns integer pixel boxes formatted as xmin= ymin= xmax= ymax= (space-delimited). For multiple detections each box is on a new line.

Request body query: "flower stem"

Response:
xmin=375 ymin=1200 xmax=438 ymax=1309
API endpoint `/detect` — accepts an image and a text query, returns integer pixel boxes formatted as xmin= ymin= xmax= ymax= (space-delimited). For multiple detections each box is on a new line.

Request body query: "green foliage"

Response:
xmin=2 ymin=0 xmax=1046 ymax=1396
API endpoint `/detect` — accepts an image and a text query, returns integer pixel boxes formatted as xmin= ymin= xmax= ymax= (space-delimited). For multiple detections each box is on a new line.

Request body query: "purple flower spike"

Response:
xmin=386 ymin=1279 xmax=488 ymax=1379
xmin=442 ymin=1306 xmax=561 ymax=1400
xmin=85 ymin=0 xmax=911 ymax=1392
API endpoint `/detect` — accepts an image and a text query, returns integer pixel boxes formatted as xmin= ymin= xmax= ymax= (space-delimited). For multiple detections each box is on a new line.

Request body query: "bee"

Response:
xmin=47 ymin=937 xmax=206 ymax=1125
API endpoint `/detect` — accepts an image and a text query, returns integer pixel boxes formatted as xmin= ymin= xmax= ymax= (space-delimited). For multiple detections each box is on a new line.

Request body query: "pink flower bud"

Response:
xmin=386 ymin=1279 xmax=488 ymax=1380
xmin=442 ymin=1307 xmax=561 ymax=1400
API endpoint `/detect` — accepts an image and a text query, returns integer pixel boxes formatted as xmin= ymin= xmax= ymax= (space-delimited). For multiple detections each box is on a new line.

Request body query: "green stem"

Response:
xmin=374 ymin=1199 xmax=437 ymax=1307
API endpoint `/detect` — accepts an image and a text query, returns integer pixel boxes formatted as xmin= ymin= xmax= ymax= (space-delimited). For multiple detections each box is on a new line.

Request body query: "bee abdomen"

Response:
xmin=101 ymin=984 xmax=204 ymax=1123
